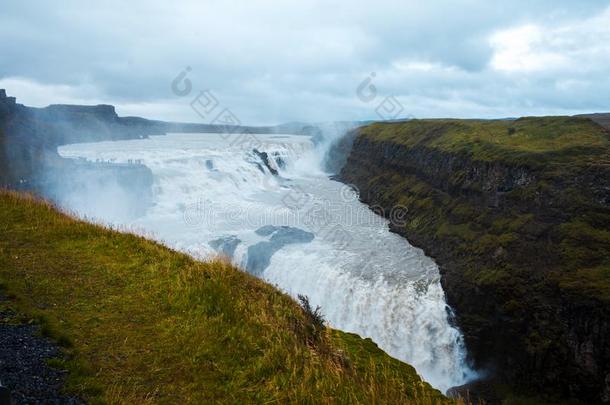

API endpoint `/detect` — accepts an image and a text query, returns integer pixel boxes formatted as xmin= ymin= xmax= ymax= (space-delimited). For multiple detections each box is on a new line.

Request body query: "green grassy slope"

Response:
xmin=0 ymin=191 xmax=452 ymax=404
xmin=360 ymin=116 xmax=610 ymax=166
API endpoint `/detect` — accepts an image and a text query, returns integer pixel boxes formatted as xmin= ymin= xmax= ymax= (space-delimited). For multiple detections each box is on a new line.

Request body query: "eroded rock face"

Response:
xmin=246 ymin=226 xmax=314 ymax=276
xmin=209 ymin=235 xmax=241 ymax=258
xmin=324 ymin=128 xmax=359 ymax=175
xmin=337 ymin=122 xmax=610 ymax=402
xmin=252 ymin=149 xmax=279 ymax=175
xmin=0 ymin=91 xmax=158 ymax=191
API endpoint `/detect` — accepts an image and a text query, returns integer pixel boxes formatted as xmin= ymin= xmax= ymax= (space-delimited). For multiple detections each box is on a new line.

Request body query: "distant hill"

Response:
xmin=575 ymin=113 xmax=610 ymax=130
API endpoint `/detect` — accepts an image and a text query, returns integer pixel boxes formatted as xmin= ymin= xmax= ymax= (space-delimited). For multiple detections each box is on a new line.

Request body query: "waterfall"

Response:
xmin=59 ymin=131 xmax=476 ymax=392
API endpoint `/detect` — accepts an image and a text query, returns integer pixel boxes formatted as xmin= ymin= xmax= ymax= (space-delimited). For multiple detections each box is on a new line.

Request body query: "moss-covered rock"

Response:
xmin=338 ymin=116 xmax=610 ymax=403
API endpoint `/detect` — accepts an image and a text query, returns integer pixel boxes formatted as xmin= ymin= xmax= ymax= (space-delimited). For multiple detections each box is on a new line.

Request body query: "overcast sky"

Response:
xmin=1 ymin=1 xmax=609 ymax=124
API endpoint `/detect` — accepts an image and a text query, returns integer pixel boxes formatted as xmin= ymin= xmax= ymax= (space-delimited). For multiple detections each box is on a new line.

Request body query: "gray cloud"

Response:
xmin=1 ymin=0 xmax=609 ymax=124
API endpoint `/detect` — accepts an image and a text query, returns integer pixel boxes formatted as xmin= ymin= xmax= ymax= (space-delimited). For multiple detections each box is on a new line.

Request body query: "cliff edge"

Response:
xmin=338 ymin=117 xmax=610 ymax=403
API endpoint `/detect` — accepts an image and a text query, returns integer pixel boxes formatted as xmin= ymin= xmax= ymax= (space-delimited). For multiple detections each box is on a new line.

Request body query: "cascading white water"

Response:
xmin=59 ymin=132 xmax=476 ymax=392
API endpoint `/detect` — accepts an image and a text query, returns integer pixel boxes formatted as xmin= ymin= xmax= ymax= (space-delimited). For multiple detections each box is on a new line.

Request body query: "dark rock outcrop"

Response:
xmin=246 ymin=226 xmax=314 ymax=276
xmin=337 ymin=118 xmax=610 ymax=402
xmin=324 ymin=127 xmax=359 ymax=175
xmin=253 ymin=149 xmax=279 ymax=175
xmin=0 ymin=91 xmax=158 ymax=193
xmin=209 ymin=235 xmax=241 ymax=258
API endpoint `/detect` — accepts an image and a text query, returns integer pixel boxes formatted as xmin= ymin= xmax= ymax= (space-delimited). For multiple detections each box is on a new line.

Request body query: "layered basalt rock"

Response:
xmin=336 ymin=118 xmax=610 ymax=402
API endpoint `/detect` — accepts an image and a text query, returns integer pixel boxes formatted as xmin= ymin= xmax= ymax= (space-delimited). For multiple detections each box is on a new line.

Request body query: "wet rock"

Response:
xmin=272 ymin=153 xmax=286 ymax=169
xmin=246 ymin=226 xmax=314 ymax=276
xmin=209 ymin=235 xmax=241 ymax=258
xmin=447 ymin=379 xmax=501 ymax=405
xmin=254 ymin=225 xmax=278 ymax=236
xmin=252 ymin=149 xmax=278 ymax=175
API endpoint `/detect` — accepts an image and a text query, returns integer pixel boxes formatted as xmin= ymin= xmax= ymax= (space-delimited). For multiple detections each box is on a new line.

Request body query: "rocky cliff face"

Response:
xmin=0 ymin=91 xmax=156 ymax=209
xmin=337 ymin=118 xmax=610 ymax=402
xmin=0 ymin=90 xmax=353 ymax=193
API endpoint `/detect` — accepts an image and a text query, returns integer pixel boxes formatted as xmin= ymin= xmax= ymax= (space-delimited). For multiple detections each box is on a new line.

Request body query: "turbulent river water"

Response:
xmin=59 ymin=132 xmax=476 ymax=392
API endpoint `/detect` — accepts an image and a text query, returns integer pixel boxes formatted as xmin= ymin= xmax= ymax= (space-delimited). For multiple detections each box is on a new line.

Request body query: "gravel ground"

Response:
xmin=0 ymin=299 xmax=85 ymax=405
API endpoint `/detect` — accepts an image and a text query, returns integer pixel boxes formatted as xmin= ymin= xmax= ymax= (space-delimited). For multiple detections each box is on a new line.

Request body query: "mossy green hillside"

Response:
xmin=339 ymin=116 xmax=610 ymax=402
xmin=355 ymin=117 xmax=610 ymax=301
xmin=360 ymin=116 xmax=610 ymax=166
xmin=0 ymin=191 xmax=454 ymax=404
